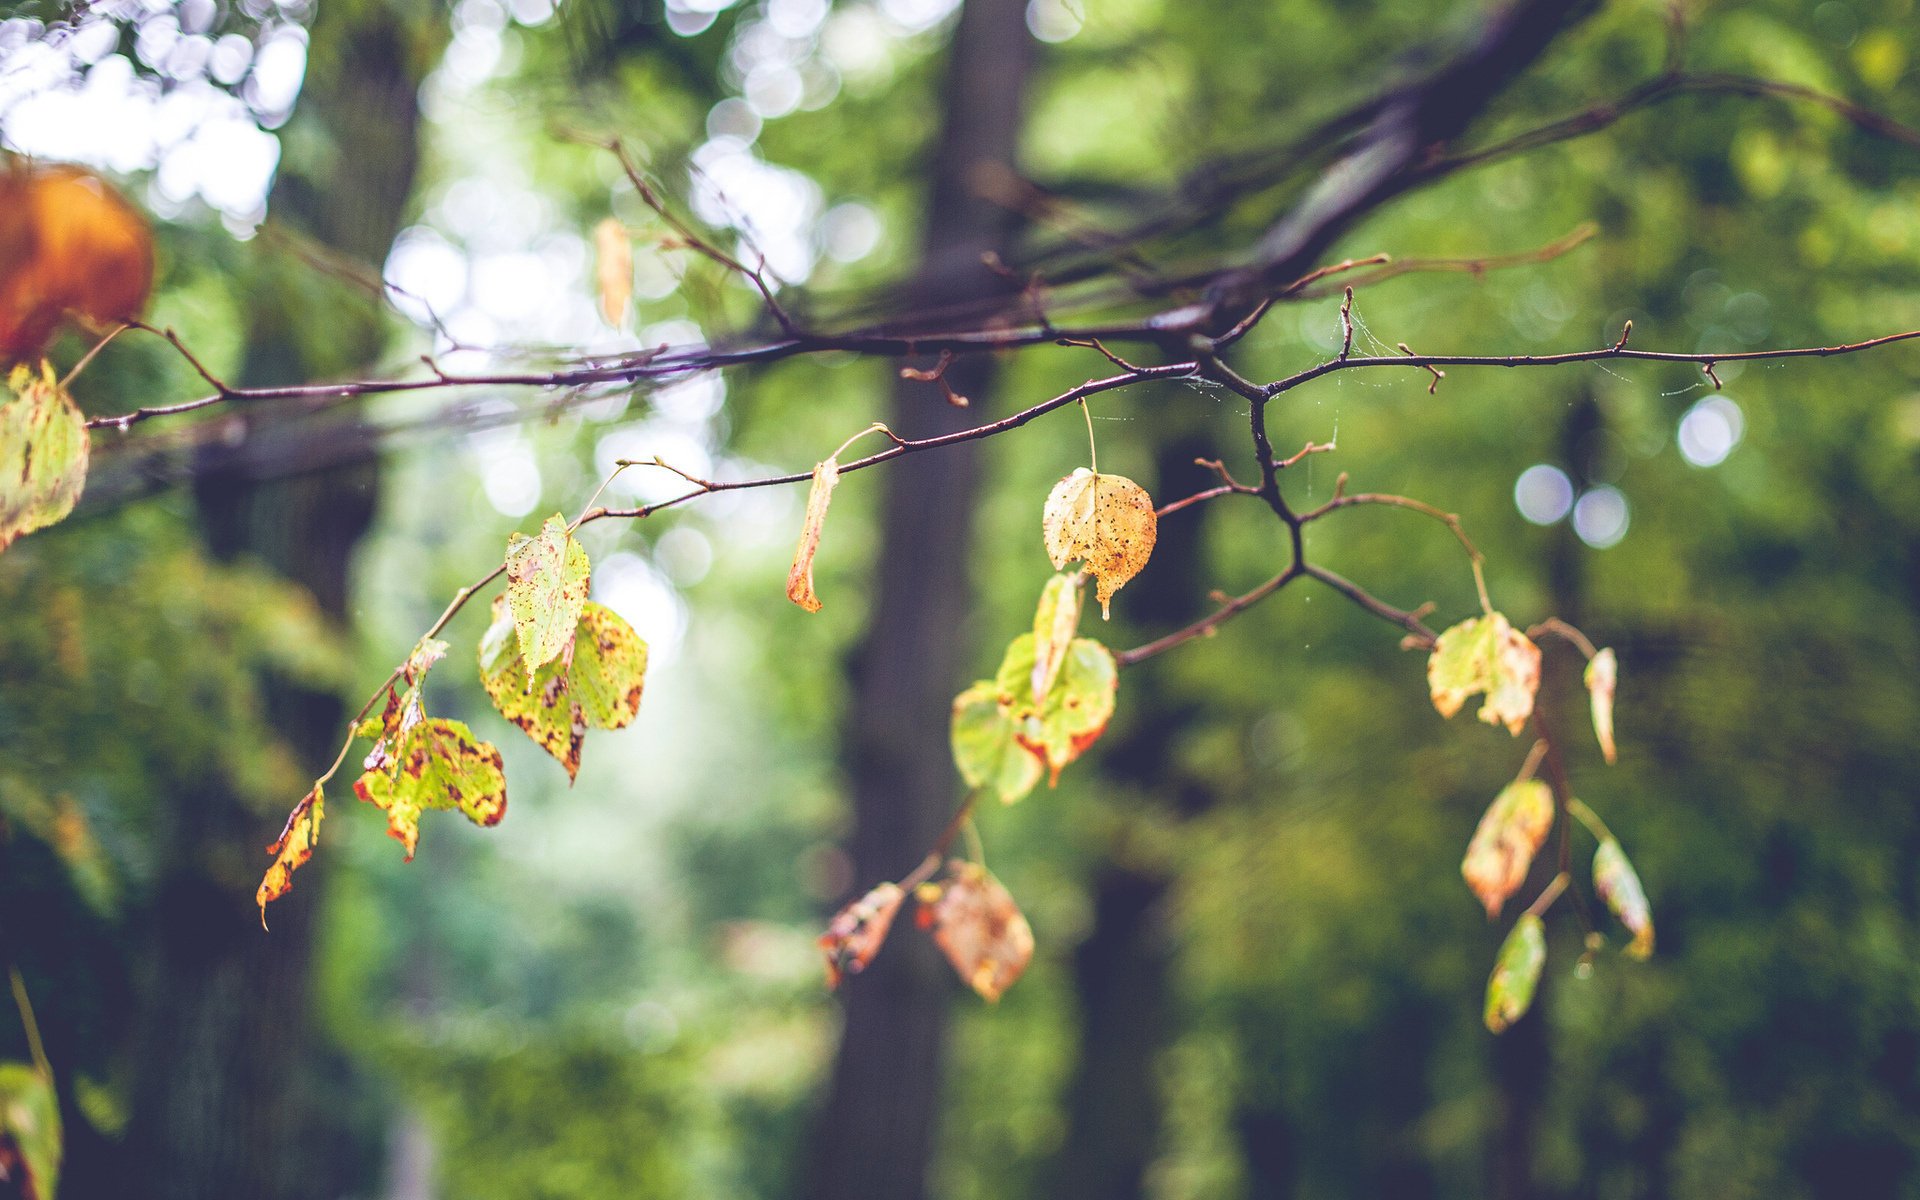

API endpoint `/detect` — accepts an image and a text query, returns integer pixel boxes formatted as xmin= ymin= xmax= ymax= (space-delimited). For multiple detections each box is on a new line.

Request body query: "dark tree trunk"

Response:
xmin=808 ymin=3 xmax=1037 ymax=1198
xmin=99 ymin=9 xmax=438 ymax=1199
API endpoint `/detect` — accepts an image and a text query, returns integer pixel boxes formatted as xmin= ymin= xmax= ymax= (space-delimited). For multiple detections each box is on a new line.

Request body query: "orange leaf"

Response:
xmin=0 ymin=163 xmax=154 ymax=363
xmin=818 ymin=882 xmax=906 ymax=988
xmin=1461 ymin=780 xmax=1554 ymax=919
xmin=916 ymin=860 xmax=1034 ymax=1001
xmin=256 ymin=785 xmax=324 ymax=927
xmin=786 ymin=456 xmax=840 ymax=613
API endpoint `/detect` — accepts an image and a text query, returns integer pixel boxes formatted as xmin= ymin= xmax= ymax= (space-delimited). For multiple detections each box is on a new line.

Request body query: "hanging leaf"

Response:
xmin=951 ymin=630 xmax=1118 ymax=802
xmin=478 ymin=597 xmax=648 ymax=780
xmin=1029 ymin=572 xmax=1083 ymax=704
xmin=0 ymin=163 xmax=154 ymax=362
xmin=1594 ymin=836 xmax=1654 ymax=959
xmin=1586 ymin=647 xmax=1618 ymax=765
xmin=354 ymin=718 xmax=507 ymax=860
xmin=0 ymin=362 xmax=89 ymax=555
xmin=504 ymin=514 xmax=591 ymax=669
xmin=914 ymin=860 xmax=1034 ymax=1001
xmin=0 ymin=1061 xmax=60 ymax=1200
xmin=256 ymin=785 xmax=324 ymax=925
xmin=786 ymin=456 xmax=840 ymax=613
xmin=1427 ymin=612 xmax=1542 ymax=735
xmin=593 ymin=216 xmax=633 ymax=326
xmin=1041 ymin=469 xmax=1157 ymax=618
xmin=1483 ymin=912 xmax=1547 ymax=1034
xmin=1461 ymin=779 xmax=1555 ymax=920
xmin=818 ymin=881 xmax=906 ymax=989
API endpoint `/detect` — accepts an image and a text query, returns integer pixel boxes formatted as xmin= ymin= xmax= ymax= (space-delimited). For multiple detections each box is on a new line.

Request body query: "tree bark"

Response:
xmin=808 ymin=3 xmax=1037 ymax=1198
xmin=101 ymin=9 xmax=437 ymax=1198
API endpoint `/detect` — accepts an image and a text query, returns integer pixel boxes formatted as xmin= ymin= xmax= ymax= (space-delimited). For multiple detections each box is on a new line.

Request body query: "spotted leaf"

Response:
xmin=1042 ymin=469 xmax=1157 ymax=618
xmin=353 ymin=718 xmax=506 ymax=860
xmin=504 ymin=513 xmax=591 ymax=669
xmin=0 ymin=362 xmax=88 ymax=555
xmin=915 ymin=860 xmax=1034 ymax=1002
xmin=1428 ymin=611 xmax=1541 ymax=735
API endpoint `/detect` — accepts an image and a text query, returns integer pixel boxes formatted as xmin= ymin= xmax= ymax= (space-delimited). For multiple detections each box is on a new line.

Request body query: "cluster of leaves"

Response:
xmin=256 ymin=513 xmax=649 ymax=922
xmin=1428 ymin=609 xmax=1650 ymax=1032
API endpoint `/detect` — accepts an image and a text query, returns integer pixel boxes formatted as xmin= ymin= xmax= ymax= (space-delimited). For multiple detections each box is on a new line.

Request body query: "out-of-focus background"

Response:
xmin=2 ymin=0 xmax=1920 ymax=1196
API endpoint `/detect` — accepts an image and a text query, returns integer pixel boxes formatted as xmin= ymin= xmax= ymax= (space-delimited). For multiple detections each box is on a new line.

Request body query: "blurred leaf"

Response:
xmin=786 ymin=456 xmax=840 ymax=613
xmin=1586 ymin=647 xmax=1618 ymax=765
xmin=1461 ymin=779 xmax=1554 ymax=920
xmin=1028 ymin=572 xmax=1083 ymax=704
xmin=478 ymin=597 xmax=647 ymax=780
xmin=818 ymin=881 xmax=905 ymax=989
xmin=0 ymin=363 xmax=88 ymax=555
xmin=0 ymin=776 xmax=114 ymax=914
xmin=915 ymin=861 xmax=1034 ymax=1002
xmin=0 ymin=163 xmax=153 ymax=363
xmin=1594 ymin=836 xmax=1654 ymax=959
xmin=1042 ymin=469 xmax=1157 ymax=618
xmin=952 ymin=629 xmax=1118 ymax=801
xmin=1483 ymin=912 xmax=1546 ymax=1034
xmin=1427 ymin=612 xmax=1540 ymax=735
xmin=256 ymin=785 xmax=324 ymax=926
xmin=504 ymin=514 xmax=591 ymax=669
xmin=593 ymin=216 xmax=633 ymax=326
xmin=951 ymin=681 xmax=1047 ymax=804
xmin=0 ymin=1061 xmax=59 ymax=1200
xmin=353 ymin=718 xmax=507 ymax=861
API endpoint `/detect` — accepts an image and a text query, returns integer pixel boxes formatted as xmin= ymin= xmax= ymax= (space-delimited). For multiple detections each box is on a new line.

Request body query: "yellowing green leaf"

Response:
xmin=786 ymin=456 xmax=840 ymax=613
xmin=1586 ymin=647 xmax=1618 ymax=765
xmin=1042 ymin=469 xmax=1157 ymax=618
xmin=0 ymin=362 xmax=88 ymax=555
xmin=1427 ymin=612 xmax=1541 ymax=735
xmin=819 ymin=881 xmax=906 ymax=989
xmin=1484 ymin=912 xmax=1546 ymax=1034
xmin=1461 ymin=779 xmax=1555 ymax=919
xmin=504 ymin=514 xmax=591 ymax=669
xmin=1029 ymin=572 xmax=1083 ymax=704
xmin=950 ymin=681 xmax=1046 ymax=804
xmin=478 ymin=597 xmax=648 ymax=780
xmin=256 ymin=785 xmax=323 ymax=926
xmin=354 ymin=718 xmax=507 ymax=860
xmin=952 ymin=630 xmax=1119 ymax=802
xmin=0 ymin=1061 xmax=59 ymax=1200
xmin=593 ymin=216 xmax=633 ymax=326
xmin=1594 ymin=836 xmax=1654 ymax=959
xmin=915 ymin=860 xmax=1034 ymax=1002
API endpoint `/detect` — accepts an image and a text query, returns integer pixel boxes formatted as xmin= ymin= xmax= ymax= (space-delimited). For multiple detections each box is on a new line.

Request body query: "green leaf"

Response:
xmin=1594 ymin=836 xmax=1655 ymax=959
xmin=478 ymin=597 xmax=648 ymax=780
xmin=0 ymin=1061 xmax=60 ymax=1200
xmin=950 ymin=681 xmax=1046 ymax=804
xmin=1461 ymin=780 xmax=1555 ymax=919
xmin=504 ymin=513 xmax=591 ymax=669
xmin=1427 ymin=611 xmax=1541 ymax=735
xmin=0 ymin=361 xmax=89 ymax=555
xmin=1484 ymin=912 xmax=1547 ymax=1034
xmin=354 ymin=718 xmax=507 ymax=860
xmin=1028 ymin=572 xmax=1083 ymax=704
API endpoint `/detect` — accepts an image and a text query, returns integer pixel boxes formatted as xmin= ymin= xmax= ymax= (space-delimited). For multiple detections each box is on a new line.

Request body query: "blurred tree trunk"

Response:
xmin=809 ymin=3 xmax=1036 ymax=1198
xmin=1051 ymin=434 xmax=1218 ymax=1200
xmin=97 ymin=9 xmax=439 ymax=1199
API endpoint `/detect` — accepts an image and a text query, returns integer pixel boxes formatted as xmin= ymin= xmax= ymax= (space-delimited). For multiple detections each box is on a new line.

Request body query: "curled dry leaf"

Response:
xmin=0 ymin=1061 xmax=60 ymax=1200
xmin=0 ymin=362 xmax=89 ymax=555
xmin=354 ymin=718 xmax=507 ymax=860
xmin=504 ymin=513 xmax=592 ymax=669
xmin=1484 ymin=912 xmax=1546 ymax=1034
xmin=0 ymin=162 xmax=154 ymax=363
xmin=1461 ymin=779 xmax=1554 ymax=920
xmin=1594 ymin=836 xmax=1654 ymax=959
xmin=1042 ymin=469 xmax=1157 ymax=618
xmin=915 ymin=860 xmax=1034 ymax=1001
xmin=818 ymin=881 xmax=906 ymax=989
xmin=1586 ymin=647 xmax=1618 ymax=765
xmin=786 ymin=457 xmax=840 ymax=613
xmin=478 ymin=596 xmax=648 ymax=781
xmin=1029 ymin=572 xmax=1083 ymax=704
xmin=256 ymin=785 xmax=324 ymax=926
xmin=593 ymin=216 xmax=634 ymax=326
xmin=1427 ymin=611 xmax=1542 ymax=735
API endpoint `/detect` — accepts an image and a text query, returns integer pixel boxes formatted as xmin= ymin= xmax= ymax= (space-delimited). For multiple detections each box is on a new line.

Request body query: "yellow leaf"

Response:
xmin=1041 ymin=469 xmax=1156 ymax=618
xmin=1028 ymin=572 xmax=1083 ymax=704
xmin=256 ymin=785 xmax=324 ymax=927
xmin=1427 ymin=612 xmax=1541 ymax=735
xmin=1461 ymin=780 xmax=1554 ymax=919
xmin=786 ymin=456 xmax=840 ymax=613
xmin=1586 ymin=647 xmax=1618 ymax=765
xmin=593 ymin=217 xmax=633 ymax=326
